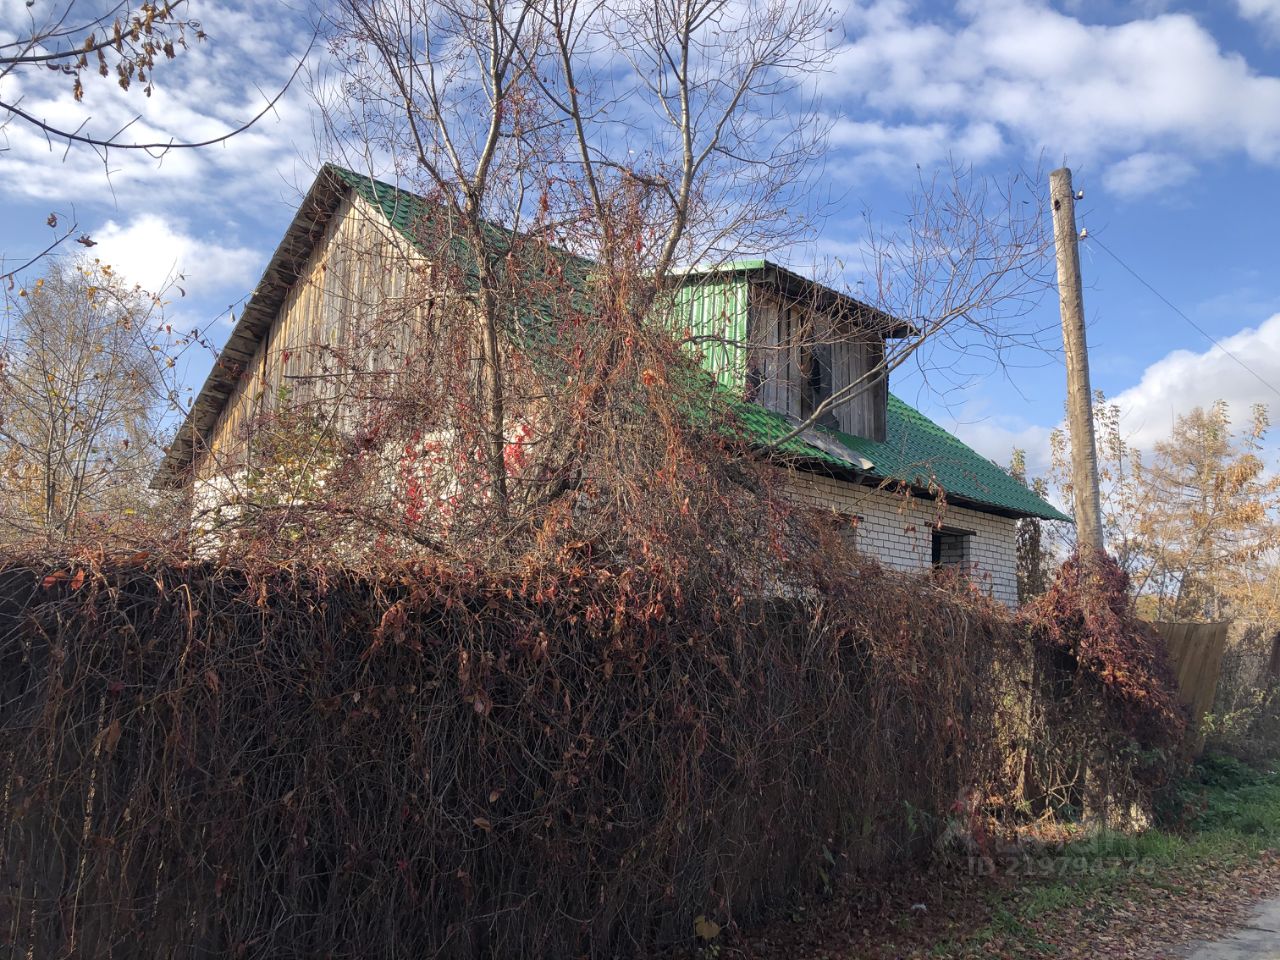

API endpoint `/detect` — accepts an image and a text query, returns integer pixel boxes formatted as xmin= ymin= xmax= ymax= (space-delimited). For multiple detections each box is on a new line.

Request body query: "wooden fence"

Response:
xmin=1150 ymin=620 xmax=1230 ymax=755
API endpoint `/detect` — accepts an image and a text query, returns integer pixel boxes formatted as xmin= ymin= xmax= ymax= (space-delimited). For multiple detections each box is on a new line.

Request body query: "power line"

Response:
xmin=1086 ymin=234 xmax=1280 ymax=406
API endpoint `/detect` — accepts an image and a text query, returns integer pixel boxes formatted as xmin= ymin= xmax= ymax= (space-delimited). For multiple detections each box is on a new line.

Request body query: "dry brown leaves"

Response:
xmin=673 ymin=850 xmax=1280 ymax=960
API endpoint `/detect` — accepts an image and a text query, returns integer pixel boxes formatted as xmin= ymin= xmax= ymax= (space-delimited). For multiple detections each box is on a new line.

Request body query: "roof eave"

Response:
xmin=681 ymin=259 xmax=917 ymax=339
xmin=751 ymin=261 xmax=917 ymax=339
xmin=785 ymin=457 xmax=1071 ymax=523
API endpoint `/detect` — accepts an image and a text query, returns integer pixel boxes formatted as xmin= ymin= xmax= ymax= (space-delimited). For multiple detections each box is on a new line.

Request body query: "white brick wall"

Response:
xmin=783 ymin=471 xmax=1021 ymax=606
xmin=191 ymin=455 xmax=1022 ymax=606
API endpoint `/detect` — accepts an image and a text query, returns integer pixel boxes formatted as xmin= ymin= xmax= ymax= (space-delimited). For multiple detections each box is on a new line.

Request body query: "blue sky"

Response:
xmin=4 ymin=0 xmax=1280 ymax=484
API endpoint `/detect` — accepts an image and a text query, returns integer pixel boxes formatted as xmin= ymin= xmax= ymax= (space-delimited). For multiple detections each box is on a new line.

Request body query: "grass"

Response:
xmin=940 ymin=754 xmax=1280 ymax=957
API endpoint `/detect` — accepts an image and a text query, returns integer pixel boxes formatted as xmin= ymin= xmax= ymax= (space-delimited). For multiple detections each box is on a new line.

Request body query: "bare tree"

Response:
xmin=525 ymin=0 xmax=836 ymax=273
xmin=311 ymin=0 xmax=837 ymax=519
xmin=318 ymin=0 xmax=542 ymax=512
xmin=0 ymin=0 xmax=312 ymax=152
xmin=762 ymin=165 xmax=1053 ymax=451
xmin=190 ymin=2 xmax=1053 ymax=563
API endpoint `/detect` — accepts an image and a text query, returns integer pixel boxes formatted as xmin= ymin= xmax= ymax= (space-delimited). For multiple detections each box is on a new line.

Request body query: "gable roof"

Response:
xmin=156 ymin=165 xmax=1069 ymax=523
xmin=155 ymin=164 xmax=600 ymax=487
xmin=156 ymin=166 xmax=356 ymax=486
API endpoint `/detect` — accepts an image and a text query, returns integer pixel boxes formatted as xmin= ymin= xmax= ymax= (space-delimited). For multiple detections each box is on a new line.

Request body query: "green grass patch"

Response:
xmin=1018 ymin=883 xmax=1086 ymax=919
xmin=938 ymin=754 xmax=1280 ymax=956
xmin=1065 ymin=756 xmax=1280 ymax=868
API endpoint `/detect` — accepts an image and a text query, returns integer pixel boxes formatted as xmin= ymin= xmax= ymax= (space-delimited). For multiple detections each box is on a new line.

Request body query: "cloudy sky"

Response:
xmin=3 ymin=0 xmax=1280 ymax=484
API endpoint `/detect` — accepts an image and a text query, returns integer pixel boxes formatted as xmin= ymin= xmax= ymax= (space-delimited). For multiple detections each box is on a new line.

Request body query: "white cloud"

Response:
xmin=1237 ymin=0 xmax=1280 ymax=39
xmin=0 ymin=0 xmax=318 ymax=211
xmin=1108 ymin=313 xmax=1280 ymax=454
xmin=827 ymin=1 xmax=1280 ymax=188
xmin=948 ymin=415 xmax=1055 ymax=477
xmin=828 ymin=118 xmax=1005 ymax=175
xmin=92 ymin=214 xmax=261 ymax=298
xmin=943 ymin=312 xmax=1280 ymax=486
xmin=1101 ymin=152 xmax=1197 ymax=198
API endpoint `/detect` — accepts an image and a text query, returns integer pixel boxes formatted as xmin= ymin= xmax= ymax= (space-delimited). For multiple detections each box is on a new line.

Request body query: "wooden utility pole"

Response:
xmin=1049 ymin=167 xmax=1105 ymax=556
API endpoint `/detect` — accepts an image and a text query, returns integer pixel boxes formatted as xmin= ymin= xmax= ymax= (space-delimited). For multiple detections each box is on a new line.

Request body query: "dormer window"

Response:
xmin=678 ymin=260 xmax=910 ymax=443
xmin=747 ymin=290 xmax=887 ymax=442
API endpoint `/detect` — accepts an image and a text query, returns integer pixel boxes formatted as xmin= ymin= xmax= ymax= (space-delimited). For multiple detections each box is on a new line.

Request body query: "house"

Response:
xmin=155 ymin=165 xmax=1068 ymax=604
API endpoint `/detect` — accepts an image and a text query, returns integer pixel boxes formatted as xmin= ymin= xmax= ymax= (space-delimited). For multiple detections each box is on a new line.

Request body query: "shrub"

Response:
xmin=1020 ymin=553 xmax=1189 ymax=820
xmin=1203 ymin=627 xmax=1280 ymax=764
xmin=0 ymin=551 xmax=1014 ymax=959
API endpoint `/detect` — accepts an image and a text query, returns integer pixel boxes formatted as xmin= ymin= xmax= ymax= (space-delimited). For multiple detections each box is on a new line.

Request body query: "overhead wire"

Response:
xmin=1086 ymin=234 xmax=1280 ymax=406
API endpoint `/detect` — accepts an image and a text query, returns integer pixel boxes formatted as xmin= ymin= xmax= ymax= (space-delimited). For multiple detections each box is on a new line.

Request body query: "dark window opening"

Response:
xmin=931 ymin=527 xmax=972 ymax=568
xmin=799 ymin=341 xmax=835 ymax=427
xmin=745 ymin=359 xmax=762 ymax=402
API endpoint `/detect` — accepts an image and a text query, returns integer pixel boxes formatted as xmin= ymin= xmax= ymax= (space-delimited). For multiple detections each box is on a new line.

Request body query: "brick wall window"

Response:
xmin=781 ymin=472 xmax=1021 ymax=607
xmin=931 ymin=527 xmax=972 ymax=569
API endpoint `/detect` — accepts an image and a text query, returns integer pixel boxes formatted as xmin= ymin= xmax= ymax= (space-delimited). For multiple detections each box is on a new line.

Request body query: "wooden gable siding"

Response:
xmin=749 ymin=289 xmax=799 ymax=417
xmin=196 ymin=193 xmax=416 ymax=479
xmin=831 ymin=337 xmax=887 ymax=442
xmin=748 ymin=287 xmax=886 ymax=441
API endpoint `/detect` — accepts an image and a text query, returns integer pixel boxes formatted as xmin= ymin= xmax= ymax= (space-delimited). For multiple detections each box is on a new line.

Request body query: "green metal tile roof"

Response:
xmin=330 ymin=164 xmax=1069 ymax=523
xmin=332 ymin=165 xmax=432 ymax=241
xmin=725 ymin=393 xmax=1070 ymax=521
xmin=330 ymin=165 xmax=600 ymax=349
xmin=330 ymin=164 xmax=597 ymax=287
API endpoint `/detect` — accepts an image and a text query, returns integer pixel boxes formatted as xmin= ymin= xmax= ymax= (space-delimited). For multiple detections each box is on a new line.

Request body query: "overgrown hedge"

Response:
xmin=0 ymin=552 xmax=1016 ymax=959
xmin=1021 ymin=554 xmax=1189 ymax=819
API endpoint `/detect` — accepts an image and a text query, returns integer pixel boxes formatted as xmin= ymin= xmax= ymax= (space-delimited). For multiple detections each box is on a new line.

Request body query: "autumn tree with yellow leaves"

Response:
xmin=0 ymin=258 xmax=175 ymax=540
xmin=1136 ymin=401 xmax=1280 ymax=621
xmin=1053 ymin=395 xmax=1280 ymax=624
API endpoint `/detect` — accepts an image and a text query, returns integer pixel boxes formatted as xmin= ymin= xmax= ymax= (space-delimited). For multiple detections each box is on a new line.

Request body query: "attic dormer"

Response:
xmin=676 ymin=261 xmax=910 ymax=444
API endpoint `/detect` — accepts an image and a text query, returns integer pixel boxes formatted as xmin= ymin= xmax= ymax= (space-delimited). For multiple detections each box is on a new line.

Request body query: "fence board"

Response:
xmin=1150 ymin=620 xmax=1229 ymax=756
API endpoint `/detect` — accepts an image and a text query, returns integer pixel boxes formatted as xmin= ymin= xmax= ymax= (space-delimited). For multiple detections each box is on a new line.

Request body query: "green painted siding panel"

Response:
xmin=673 ymin=278 xmax=749 ymax=390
